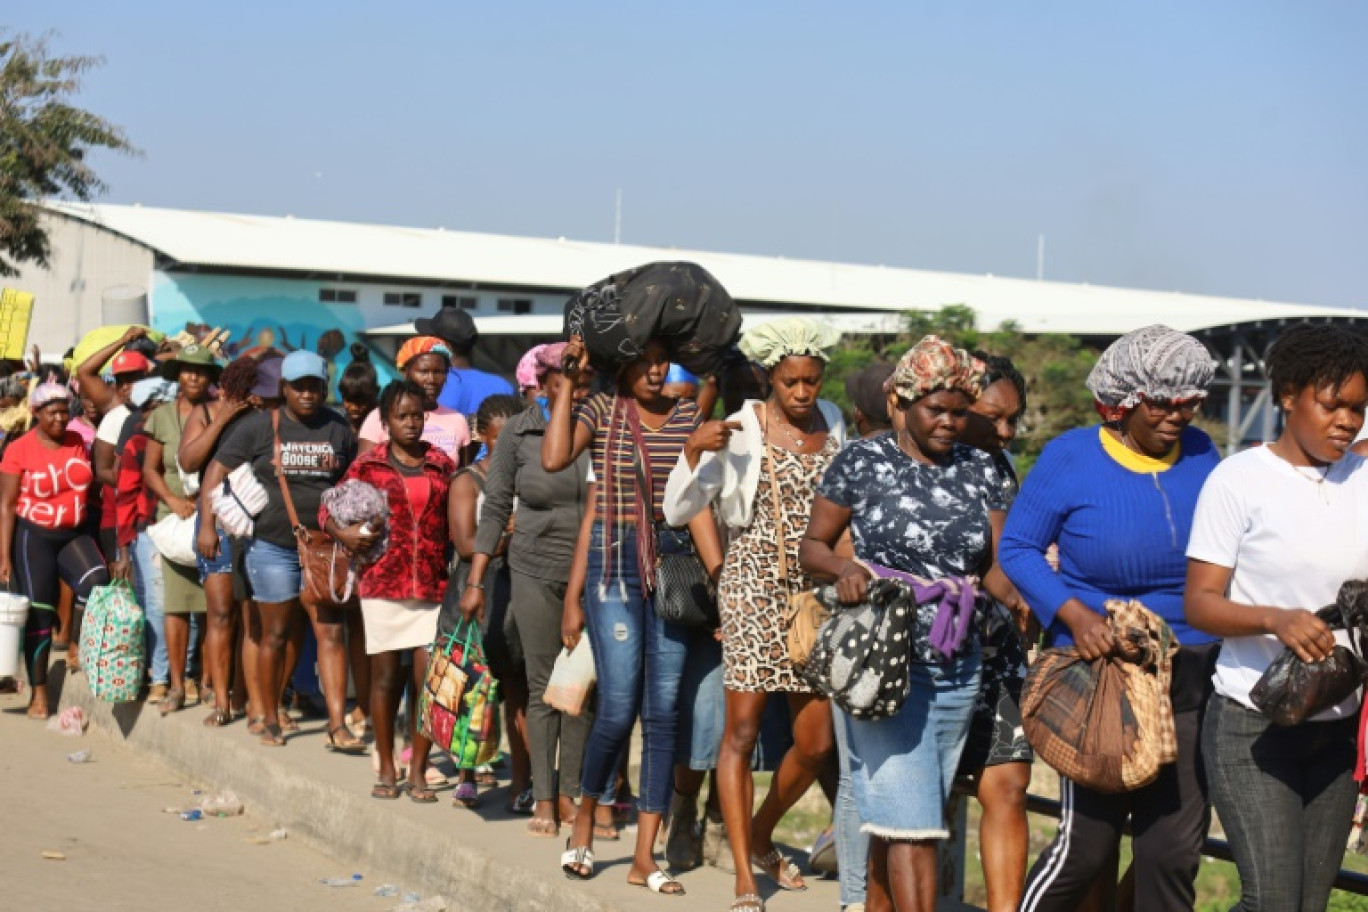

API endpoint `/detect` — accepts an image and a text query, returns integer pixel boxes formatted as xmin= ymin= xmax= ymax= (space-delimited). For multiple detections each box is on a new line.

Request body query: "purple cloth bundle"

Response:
xmin=861 ymin=561 xmax=980 ymax=659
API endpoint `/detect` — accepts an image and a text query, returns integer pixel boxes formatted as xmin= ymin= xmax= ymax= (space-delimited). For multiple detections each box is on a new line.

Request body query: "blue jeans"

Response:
xmin=133 ymin=531 xmax=167 ymax=686
xmin=833 ymin=702 xmax=868 ymax=907
xmin=579 ymin=523 xmax=688 ymax=815
xmin=845 ymin=651 xmax=981 ymax=839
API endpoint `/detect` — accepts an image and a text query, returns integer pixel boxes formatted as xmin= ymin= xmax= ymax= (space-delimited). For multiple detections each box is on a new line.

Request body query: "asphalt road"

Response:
xmin=0 ymin=693 xmax=441 ymax=912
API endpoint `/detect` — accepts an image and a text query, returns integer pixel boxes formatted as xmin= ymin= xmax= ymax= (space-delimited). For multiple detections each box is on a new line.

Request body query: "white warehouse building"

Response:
xmin=15 ymin=201 xmax=1367 ymax=449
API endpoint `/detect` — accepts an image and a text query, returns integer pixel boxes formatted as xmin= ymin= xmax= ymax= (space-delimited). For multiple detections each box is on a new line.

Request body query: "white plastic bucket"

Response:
xmin=0 ymin=592 xmax=30 ymax=678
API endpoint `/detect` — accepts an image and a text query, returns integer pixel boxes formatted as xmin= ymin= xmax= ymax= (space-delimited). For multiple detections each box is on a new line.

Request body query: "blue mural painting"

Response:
xmin=149 ymin=272 xmax=400 ymax=397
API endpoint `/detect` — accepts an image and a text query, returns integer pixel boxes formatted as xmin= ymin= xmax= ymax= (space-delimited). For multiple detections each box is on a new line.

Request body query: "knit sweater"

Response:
xmin=999 ymin=425 xmax=1220 ymax=647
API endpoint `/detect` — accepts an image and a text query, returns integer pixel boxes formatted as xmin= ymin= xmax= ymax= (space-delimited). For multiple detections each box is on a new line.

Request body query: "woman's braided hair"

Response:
xmin=474 ymin=394 xmax=525 ymax=438
xmin=1266 ymin=323 xmax=1368 ymax=400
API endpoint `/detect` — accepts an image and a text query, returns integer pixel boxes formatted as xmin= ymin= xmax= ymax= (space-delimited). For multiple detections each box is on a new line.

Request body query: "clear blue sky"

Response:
xmin=14 ymin=2 xmax=1368 ymax=308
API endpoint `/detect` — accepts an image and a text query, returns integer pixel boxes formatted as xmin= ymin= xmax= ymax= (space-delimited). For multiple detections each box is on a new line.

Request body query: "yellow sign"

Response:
xmin=0 ymin=288 xmax=34 ymax=361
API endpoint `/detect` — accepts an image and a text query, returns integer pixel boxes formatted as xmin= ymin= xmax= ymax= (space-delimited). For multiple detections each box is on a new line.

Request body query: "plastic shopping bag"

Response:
xmin=79 ymin=580 xmax=145 ymax=703
xmin=544 ymin=636 xmax=596 ymax=716
xmin=418 ymin=618 xmax=501 ymax=769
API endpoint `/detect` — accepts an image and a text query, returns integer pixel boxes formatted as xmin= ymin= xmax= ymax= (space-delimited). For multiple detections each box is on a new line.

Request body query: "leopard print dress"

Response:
xmin=719 ymin=435 xmax=839 ymax=693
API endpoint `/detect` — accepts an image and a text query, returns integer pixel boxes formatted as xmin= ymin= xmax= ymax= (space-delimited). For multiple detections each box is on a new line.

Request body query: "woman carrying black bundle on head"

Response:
xmin=1187 ymin=323 xmax=1368 ymax=911
xmin=543 ymin=334 xmax=713 ymax=896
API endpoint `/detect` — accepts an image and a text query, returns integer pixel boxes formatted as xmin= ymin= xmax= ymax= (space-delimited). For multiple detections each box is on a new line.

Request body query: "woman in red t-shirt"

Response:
xmin=0 ymin=382 xmax=110 ymax=719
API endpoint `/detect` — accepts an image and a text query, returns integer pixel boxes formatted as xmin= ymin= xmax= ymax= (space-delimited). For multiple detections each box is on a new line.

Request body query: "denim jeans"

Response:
xmin=1203 ymin=693 xmax=1358 ymax=911
xmin=578 ymin=522 xmax=688 ymax=815
xmin=845 ymin=650 xmax=981 ymax=839
xmin=833 ymin=701 xmax=868 ymax=907
xmin=133 ymin=531 xmax=168 ymax=686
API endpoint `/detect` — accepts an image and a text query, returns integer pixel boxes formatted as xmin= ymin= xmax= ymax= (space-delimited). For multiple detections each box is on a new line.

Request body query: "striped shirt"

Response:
xmin=575 ymin=393 xmax=700 ymax=525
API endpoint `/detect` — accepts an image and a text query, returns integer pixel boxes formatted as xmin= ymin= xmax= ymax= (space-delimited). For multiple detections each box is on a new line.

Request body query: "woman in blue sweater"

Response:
xmin=1000 ymin=325 xmax=1220 ymax=912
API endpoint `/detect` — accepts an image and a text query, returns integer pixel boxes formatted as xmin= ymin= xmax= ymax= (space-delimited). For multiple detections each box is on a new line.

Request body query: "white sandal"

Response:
xmin=561 ymin=841 xmax=594 ymax=880
xmin=635 ymin=870 xmax=685 ymax=896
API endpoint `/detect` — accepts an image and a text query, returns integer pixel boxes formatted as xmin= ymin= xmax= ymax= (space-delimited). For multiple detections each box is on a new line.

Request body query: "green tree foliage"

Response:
xmin=822 ymin=305 xmax=1102 ymax=472
xmin=0 ymin=33 xmax=135 ymax=277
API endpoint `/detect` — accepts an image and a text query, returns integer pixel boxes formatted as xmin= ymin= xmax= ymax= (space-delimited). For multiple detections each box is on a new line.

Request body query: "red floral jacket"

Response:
xmin=319 ymin=443 xmax=455 ymax=602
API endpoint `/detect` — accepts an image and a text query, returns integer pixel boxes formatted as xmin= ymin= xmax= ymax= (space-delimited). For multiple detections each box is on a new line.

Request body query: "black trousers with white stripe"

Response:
xmin=1019 ymin=644 xmax=1217 ymax=912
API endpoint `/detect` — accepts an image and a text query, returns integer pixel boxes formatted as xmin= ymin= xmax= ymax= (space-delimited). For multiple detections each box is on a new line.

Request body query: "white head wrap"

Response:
xmin=738 ymin=317 xmax=841 ymax=369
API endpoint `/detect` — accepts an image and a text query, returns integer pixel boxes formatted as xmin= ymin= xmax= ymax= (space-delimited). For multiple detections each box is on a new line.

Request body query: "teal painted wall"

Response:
xmin=149 ymin=272 xmax=400 ymax=395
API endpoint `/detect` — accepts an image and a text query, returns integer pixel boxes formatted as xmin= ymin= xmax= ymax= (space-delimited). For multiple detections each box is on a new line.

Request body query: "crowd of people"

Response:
xmin=2 ymin=297 xmax=1367 ymax=912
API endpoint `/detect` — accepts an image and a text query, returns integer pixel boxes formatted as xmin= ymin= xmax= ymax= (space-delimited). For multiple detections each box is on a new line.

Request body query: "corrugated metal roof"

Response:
xmin=44 ymin=202 xmax=1366 ymax=337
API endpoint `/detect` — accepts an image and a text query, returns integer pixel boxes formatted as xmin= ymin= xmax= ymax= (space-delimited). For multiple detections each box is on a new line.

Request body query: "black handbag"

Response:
xmin=653 ymin=523 xmax=719 ymax=628
xmin=1250 ymin=581 xmax=1368 ymax=726
xmin=627 ymin=414 xmax=718 ymax=629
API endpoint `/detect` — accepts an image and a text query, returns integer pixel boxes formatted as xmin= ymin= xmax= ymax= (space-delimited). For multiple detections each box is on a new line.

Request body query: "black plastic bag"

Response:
xmin=562 ymin=261 xmax=741 ymax=377
xmin=1250 ymin=581 xmax=1368 ymax=726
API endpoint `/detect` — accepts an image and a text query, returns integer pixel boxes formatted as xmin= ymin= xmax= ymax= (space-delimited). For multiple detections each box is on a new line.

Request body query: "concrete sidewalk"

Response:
xmin=52 ymin=662 xmax=858 ymax=912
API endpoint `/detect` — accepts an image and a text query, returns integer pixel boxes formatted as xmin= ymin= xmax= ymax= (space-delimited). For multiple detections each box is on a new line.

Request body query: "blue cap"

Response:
xmin=664 ymin=364 xmax=699 ymax=386
xmin=281 ymin=350 xmax=328 ymax=382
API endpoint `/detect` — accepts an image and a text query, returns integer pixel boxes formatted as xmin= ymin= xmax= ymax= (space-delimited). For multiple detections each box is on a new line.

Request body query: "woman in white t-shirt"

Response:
xmin=1186 ymin=323 xmax=1368 ymax=912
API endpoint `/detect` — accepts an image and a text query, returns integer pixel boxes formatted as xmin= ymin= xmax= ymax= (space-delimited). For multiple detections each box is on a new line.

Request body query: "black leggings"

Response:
xmin=13 ymin=521 xmax=110 ymax=682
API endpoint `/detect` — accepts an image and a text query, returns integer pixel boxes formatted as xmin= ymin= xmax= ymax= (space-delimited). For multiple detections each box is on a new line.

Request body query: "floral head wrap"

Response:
xmin=738 ymin=317 xmax=841 ymax=369
xmin=1086 ymin=325 xmax=1216 ymax=422
xmin=28 ymin=381 xmax=71 ymax=410
xmin=396 ymin=336 xmax=453 ymax=371
xmin=515 ymin=344 xmax=549 ymax=391
xmin=884 ymin=335 xmax=985 ymax=403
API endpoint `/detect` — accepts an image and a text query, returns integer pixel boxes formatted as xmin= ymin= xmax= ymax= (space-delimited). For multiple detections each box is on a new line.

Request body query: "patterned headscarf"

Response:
xmin=396 ymin=336 xmax=453 ymax=371
xmin=515 ymin=344 xmax=548 ymax=391
xmin=28 ymin=381 xmax=71 ymax=410
xmin=1086 ymin=325 xmax=1216 ymax=421
xmin=739 ymin=317 xmax=841 ymax=369
xmin=884 ymin=335 xmax=985 ymax=403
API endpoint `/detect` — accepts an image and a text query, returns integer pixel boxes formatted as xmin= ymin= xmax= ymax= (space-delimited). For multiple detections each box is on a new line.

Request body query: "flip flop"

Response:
xmin=159 ymin=688 xmax=186 ymax=716
xmin=324 ymin=725 xmax=367 ymax=755
xmin=526 ymin=816 xmax=559 ymax=838
xmin=372 ymin=781 xmax=403 ymax=800
xmin=593 ymin=822 xmax=621 ymax=841
xmin=410 ymin=786 xmax=438 ymax=804
xmin=202 ymin=708 xmax=234 ymax=728
xmin=630 ymin=870 xmax=685 ymax=896
xmin=560 ymin=840 xmax=594 ymax=880
xmin=730 ymin=893 xmax=766 ymax=911
xmin=260 ymin=723 xmax=286 ymax=747
xmin=752 ymin=849 xmax=806 ymax=891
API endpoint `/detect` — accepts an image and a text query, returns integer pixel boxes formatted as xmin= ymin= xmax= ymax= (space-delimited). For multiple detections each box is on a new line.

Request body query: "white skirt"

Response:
xmin=360 ymin=598 xmax=440 ymax=654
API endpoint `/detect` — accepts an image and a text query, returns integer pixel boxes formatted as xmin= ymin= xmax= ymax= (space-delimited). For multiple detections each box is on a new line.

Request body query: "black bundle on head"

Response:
xmin=379 ymin=379 xmax=427 ymax=420
xmin=339 ymin=346 xmax=380 ymax=405
xmin=219 ymin=356 xmax=259 ymax=401
xmin=1266 ymin=323 xmax=1368 ymax=401
xmin=973 ymin=350 xmax=1028 ymax=412
xmin=475 ymin=394 xmax=525 ymax=436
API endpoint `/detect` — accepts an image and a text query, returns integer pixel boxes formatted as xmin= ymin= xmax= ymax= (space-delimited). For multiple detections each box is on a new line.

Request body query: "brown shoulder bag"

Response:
xmin=271 ymin=409 xmax=354 ymax=609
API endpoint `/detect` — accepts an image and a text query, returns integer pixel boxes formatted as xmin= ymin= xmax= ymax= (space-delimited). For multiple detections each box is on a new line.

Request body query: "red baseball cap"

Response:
xmin=110 ymin=351 xmax=153 ymax=376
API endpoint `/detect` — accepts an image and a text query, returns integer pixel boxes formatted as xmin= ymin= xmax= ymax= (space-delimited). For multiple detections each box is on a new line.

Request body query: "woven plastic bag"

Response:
xmin=418 ymin=618 xmax=501 ymax=769
xmin=545 ymin=637 xmax=596 ymax=716
xmin=79 ymin=580 xmax=145 ymax=703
